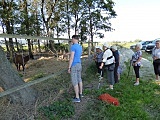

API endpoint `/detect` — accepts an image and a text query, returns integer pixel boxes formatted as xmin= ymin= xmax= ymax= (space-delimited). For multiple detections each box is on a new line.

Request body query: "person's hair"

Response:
xmin=136 ymin=43 xmax=142 ymax=49
xmin=72 ymin=35 xmax=79 ymax=40
xmin=156 ymin=40 xmax=160 ymax=43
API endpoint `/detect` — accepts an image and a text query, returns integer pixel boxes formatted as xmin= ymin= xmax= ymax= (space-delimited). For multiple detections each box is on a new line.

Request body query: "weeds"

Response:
xmin=39 ymin=100 xmax=75 ymax=120
xmin=37 ymin=60 xmax=160 ymax=120
xmin=28 ymin=72 xmax=46 ymax=81
xmin=79 ymin=61 xmax=160 ymax=120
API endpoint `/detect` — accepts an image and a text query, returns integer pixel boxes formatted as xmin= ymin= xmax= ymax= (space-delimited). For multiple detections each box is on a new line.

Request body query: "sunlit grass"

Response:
xmin=79 ymin=62 xmax=160 ymax=120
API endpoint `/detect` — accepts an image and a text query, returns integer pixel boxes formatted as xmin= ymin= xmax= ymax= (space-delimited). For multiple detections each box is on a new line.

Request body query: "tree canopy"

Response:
xmin=0 ymin=0 xmax=117 ymax=42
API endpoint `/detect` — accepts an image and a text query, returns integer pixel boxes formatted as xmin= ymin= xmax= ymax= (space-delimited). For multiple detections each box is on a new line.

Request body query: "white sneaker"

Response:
xmin=134 ymin=82 xmax=139 ymax=86
xmin=99 ymin=76 xmax=103 ymax=79
xmin=106 ymin=87 xmax=113 ymax=90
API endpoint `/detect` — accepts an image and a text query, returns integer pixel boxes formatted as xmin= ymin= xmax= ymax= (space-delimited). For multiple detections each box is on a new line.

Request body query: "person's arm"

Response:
xmin=99 ymin=51 xmax=107 ymax=69
xmin=99 ymin=62 xmax=104 ymax=69
xmin=93 ymin=53 xmax=97 ymax=61
xmin=68 ymin=51 xmax=74 ymax=73
xmin=152 ymin=48 xmax=158 ymax=60
xmin=135 ymin=56 xmax=142 ymax=63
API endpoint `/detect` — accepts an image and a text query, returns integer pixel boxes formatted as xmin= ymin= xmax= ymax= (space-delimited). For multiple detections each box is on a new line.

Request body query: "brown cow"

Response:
xmin=14 ymin=54 xmax=30 ymax=71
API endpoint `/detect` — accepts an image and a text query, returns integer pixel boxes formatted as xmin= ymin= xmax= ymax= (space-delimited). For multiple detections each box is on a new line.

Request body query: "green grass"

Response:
xmin=142 ymin=51 xmax=153 ymax=62
xmin=27 ymin=72 xmax=46 ymax=82
xmin=37 ymin=62 xmax=160 ymax=120
xmin=79 ymin=62 xmax=160 ymax=120
xmin=39 ymin=100 xmax=75 ymax=120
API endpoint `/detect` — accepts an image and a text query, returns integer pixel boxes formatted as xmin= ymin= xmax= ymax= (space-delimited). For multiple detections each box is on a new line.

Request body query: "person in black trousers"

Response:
xmin=131 ymin=43 xmax=142 ymax=86
xmin=111 ymin=46 xmax=120 ymax=83
xmin=152 ymin=40 xmax=160 ymax=81
xmin=94 ymin=46 xmax=104 ymax=78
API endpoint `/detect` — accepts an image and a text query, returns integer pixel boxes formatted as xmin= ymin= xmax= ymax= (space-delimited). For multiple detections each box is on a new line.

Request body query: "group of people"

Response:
xmin=67 ymin=35 xmax=160 ymax=103
xmin=130 ymin=40 xmax=160 ymax=85
xmin=94 ymin=43 xmax=120 ymax=90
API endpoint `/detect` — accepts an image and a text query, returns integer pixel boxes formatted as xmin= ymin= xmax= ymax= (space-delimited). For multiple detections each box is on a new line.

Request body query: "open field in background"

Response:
xmin=110 ymin=41 xmax=138 ymax=48
xmin=82 ymin=41 xmax=138 ymax=49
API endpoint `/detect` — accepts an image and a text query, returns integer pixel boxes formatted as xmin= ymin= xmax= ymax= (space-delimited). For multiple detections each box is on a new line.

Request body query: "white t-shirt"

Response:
xmin=152 ymin=47 xmax=160 ymax=58
xmin=102 ymin=49 xmax=115 ymax=65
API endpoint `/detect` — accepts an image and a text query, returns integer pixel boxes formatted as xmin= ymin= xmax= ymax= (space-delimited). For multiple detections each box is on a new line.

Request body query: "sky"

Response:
xmin=97 ymin=0 xmax=160 ymax=42
xmin=1 ymin=0 xmax=160 ymax=43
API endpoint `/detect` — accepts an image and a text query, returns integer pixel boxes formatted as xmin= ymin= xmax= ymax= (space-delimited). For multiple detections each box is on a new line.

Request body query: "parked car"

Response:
xmin=130 ymin=41 xmax=152 ymax=50
xmin=145 ymin=40 xmax=157 ymax=53
xmin=141 ymin=40 xmax=153 ymax=50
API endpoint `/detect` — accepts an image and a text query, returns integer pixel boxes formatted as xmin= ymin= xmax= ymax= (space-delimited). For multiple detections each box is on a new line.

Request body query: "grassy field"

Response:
xmin=1 ymin=41 xmax=159 ymax=120
xmin=37 ymin=60 xmax=160 ymax=120
xmin=36 ymin=42 xmax=160 ymax=120
xmin=79 ymin=63 xmax=160 ymax=120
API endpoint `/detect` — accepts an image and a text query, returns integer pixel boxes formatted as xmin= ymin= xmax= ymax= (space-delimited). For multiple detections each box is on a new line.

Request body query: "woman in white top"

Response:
xmin=152 ymin=40 xmax=160 ymax=80
xmin=100 ymin=43 xmax=115 ymax=90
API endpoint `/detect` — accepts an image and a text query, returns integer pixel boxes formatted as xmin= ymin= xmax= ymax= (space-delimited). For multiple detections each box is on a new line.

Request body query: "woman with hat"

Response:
xmin=94 ymin=46 xmax=104 ymax=78
xmin=100 ymin=43 xmax=115 ymax=90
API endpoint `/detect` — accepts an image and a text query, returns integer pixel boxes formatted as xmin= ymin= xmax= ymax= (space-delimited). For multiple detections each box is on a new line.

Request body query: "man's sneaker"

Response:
xmin=99 ymin=76 xmax=103 ymax=79
xmin=106 ymin=87 xmax=113 ymax=90
xmin=79 ymin=94 xmax=84 ymax=98
xmin=72 ymin=98 xmax=80 ymax=103
xmin=134 ymin=82 xmax=139 ymax=86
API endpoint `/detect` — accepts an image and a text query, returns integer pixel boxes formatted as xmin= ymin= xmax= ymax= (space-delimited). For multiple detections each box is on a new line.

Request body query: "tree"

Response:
xmin=0 ymin=0 xmax=18 ymax=61
xmin=82 ymin=0 xmax=117 ymax=45
xmin=0 ymin=46 xmax=36 ymax=105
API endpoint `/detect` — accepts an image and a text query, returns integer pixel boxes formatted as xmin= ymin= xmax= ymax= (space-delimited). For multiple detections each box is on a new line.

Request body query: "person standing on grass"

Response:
xmin=111 ymin=45 xmax=120 ymax=83
xmin=152 ymin=40 xmax=160 ymax=81
xmin=131 ymin=43 xmax=142 ymax=86
xmin=68 ymin=35 xmax=83 ymax=103
xmin=94 ymin=46 xmax=104 ymax=78
xmin=99 ymin=43 xmax=115 ymax=90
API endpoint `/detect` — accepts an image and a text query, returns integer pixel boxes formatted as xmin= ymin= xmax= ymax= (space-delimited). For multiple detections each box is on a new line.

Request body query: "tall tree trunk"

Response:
xmin=89 ymin=13 xmax=94 ymax=48
xmin=27 ymin=39 xmax=34 ymax=58
xmin=4 ymin=39 xmax=9 ymax=52
xmin=0 ymin=47 xmax=36 ymax=105
xmin=66 ymin=0 xmax=70 ymax=39
xmin=2 ymin=0 xmax=14 ymax=62
xmin=38 ymin=40 xmax=41 ymax=53
xmin=2 ymin=25 xmax=10 ymax=53
xmin=41 ymin=0 xmax=57 ymax=52
xmin=24 ymin=0 xmax=33 ymax=59
xmin=35 ymin=10 xmax=41 ymax=53
xmin=15 ymin=38 xmax=20 ymax=52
